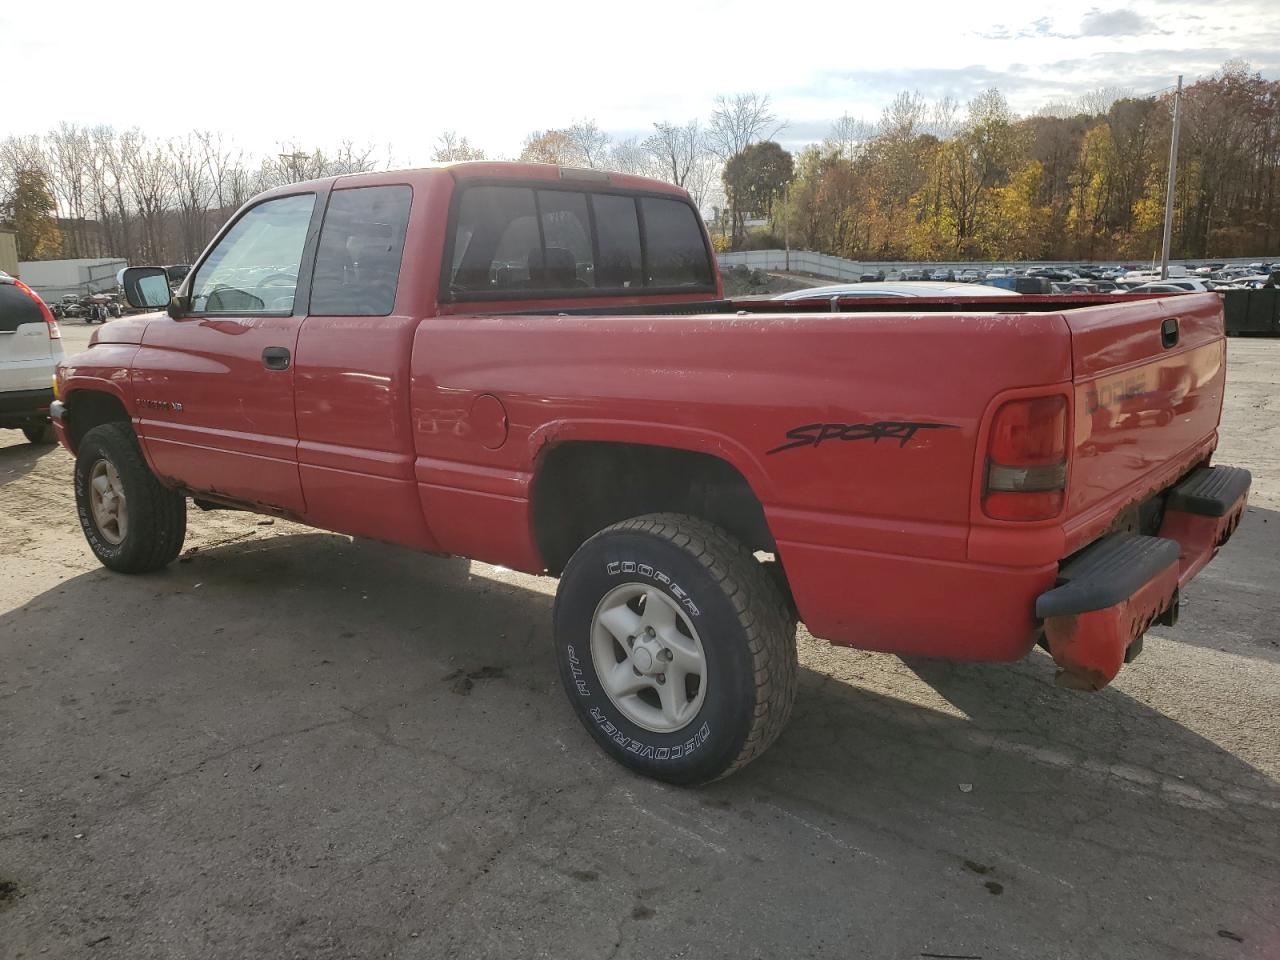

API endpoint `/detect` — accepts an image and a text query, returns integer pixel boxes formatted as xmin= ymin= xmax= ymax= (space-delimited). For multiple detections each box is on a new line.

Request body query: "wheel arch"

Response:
xmin=63 ymin=385 xmax=131 ymax=455
xmin=529 ymin=436 xmax=779 ymax=578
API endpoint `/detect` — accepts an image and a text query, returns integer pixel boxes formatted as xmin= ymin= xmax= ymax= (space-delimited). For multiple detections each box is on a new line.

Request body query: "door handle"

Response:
xmin=1161 ymin=318 xmax=1179 ymax=349
xmin=262 ymin=346 xmax=291 ymax=370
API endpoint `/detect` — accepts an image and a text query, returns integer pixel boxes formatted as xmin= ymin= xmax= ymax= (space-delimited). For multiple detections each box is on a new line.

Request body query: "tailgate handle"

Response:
xmin=1161 ymin=318 xmax=1179 ymax=349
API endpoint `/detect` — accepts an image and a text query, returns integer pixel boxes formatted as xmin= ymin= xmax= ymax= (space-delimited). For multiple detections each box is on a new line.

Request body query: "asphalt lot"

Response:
xmin=1 ymin=321 xmax=1278 ymax=960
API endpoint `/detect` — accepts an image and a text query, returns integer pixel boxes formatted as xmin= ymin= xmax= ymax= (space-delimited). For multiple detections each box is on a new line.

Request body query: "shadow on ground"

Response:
xmin=1 ymin=530 xmax=1277 ymax=959
xmin=0 ymin=437 xmax=55 ymax=488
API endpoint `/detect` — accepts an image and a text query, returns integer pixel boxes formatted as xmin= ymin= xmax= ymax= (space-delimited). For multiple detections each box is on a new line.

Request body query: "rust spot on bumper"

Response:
xmin=1044 ymin=564 xmax=1180 ymax=690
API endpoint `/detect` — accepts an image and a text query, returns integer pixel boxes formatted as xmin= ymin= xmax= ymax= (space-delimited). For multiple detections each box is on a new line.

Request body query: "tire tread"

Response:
xmin=77 ymin=422 xmax=186 ymax=573
xmin=591 ymin=512 xmax=798 ymax=780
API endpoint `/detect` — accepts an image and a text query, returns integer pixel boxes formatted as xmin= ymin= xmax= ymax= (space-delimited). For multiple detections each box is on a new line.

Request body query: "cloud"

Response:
xmin=1079 ymin=8 xmax=1157 ymax=36
xmin=979 ymin=16 xmax=1066 ymax=40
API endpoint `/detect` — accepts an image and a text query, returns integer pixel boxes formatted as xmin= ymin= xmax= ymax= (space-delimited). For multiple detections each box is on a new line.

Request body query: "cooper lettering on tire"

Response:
xmin=553 ymin=513 xmax=798 ymax=784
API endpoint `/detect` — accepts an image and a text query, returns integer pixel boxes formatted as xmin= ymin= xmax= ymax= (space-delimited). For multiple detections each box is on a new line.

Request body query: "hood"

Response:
xmin=89 ymin=312 xmax=163 ymax=346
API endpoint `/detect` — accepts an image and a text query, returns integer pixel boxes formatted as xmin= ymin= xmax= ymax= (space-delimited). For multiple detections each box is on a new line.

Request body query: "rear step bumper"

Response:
xmin=1036 ymin=465 xmax=1250 ymax=690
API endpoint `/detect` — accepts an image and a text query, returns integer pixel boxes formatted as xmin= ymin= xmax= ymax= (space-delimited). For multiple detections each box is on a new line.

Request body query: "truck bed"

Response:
xmin=513 ymin=292 xmax=1168 ymax=317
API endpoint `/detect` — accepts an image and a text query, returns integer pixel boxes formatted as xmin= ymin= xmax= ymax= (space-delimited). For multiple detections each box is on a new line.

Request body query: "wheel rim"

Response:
xmin=89 ymin=458 xmax=128 ymax=545
xmin=590 ymin=583 xmax=708 ymax=734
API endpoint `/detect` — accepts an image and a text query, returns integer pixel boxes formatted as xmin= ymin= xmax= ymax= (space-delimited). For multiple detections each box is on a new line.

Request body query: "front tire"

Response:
xmin=74 ymin=422 xmax=187 ymax=573
xmin=553 ymin=513 xmax=798 ymax=784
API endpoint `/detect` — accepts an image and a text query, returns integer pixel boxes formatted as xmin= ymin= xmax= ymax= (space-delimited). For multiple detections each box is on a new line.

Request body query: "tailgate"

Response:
xmin=1063 ymin=293 xmax=1225 ymax=549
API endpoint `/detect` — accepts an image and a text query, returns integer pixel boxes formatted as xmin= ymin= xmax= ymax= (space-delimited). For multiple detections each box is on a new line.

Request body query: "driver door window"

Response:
xmin=190 ymin=193 xmax=316 ymax=314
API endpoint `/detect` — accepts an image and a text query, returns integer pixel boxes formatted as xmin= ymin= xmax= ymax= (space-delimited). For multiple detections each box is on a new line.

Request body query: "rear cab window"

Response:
xmin=445 ymin=183 xmax=713 ymax=301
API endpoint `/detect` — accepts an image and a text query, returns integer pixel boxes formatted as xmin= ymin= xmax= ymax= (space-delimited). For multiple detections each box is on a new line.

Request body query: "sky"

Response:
xmin=5 ymin=0 xmax=1278 ymax=162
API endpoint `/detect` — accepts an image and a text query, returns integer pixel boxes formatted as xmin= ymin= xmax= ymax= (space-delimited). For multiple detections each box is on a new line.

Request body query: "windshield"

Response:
xmin=190 ymin=193 xmax=316 ymax=314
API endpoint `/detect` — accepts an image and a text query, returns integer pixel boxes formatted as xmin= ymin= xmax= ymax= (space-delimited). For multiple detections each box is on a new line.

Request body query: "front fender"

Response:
xmin=56 ymin=343 xmax=140 ymax=455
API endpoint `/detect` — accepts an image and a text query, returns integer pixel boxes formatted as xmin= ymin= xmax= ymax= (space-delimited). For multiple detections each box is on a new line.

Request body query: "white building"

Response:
xmin=17 ymin=258 xmax=128 ymax=301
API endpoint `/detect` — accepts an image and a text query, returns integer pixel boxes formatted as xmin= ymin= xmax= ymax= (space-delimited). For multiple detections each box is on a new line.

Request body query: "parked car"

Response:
xmin=1031 ymin=268 xmax=1075 ymax=282
xmin=53 ymin=162 xmax=1250 ymax=783
xmin=929 ymin=268 xmax=953 ymax=281
xmin=985 ymin=275 xmax=1053 ymax=294
xmin=0 ymin=272 xmax=63 ymax=443
xmin=1127 ymin=283 xmax=1193 ymax=295
xmin=774 ymin=282 xmax=1018 ymax=300
xmin=1128 ymin=279 xmax=1212 ymax=294
xmin=958 ymin=269 xmax=981 ymax=282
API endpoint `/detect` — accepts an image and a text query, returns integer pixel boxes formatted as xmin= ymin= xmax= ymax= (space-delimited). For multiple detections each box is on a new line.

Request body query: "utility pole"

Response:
xmin=1160 ymin=75 xmax=1183 ymax=280
xmin=278 ymin=152 xmax=310 ymax=185
xmin=783 ymin=182 xmax=791 ymax=272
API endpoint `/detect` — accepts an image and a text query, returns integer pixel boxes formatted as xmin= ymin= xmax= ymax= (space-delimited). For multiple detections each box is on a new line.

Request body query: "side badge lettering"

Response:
xmin=768 ymin=420 xmax=957 ymax=455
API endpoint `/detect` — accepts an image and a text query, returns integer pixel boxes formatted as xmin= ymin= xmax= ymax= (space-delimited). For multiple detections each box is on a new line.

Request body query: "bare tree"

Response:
xmin=432 ymin=132 xmax=486 ymax=162
xmin=646 ymin=120 xmax=703 ymax=185
xmin=123 ymin=132 xmax=175 ymax=262
xmin=879 ymin=90 xmax=928 ymax=141
xmin=706 ymin=93 xmax=779 ymax=161
xmin=928 ymin=96 xmax=961 ymax=139
xmin=1078 ymin=86 xmax=1132 ymax=117
xmin=606 ymin=137 xmax=658 ymax=177
xmin=828 ymin=114 xmax=873 ymax=163
xmin=196 ymin=130 xmax=250 ymax=215
xmin=169 ymin=134 xmax=213 ymax=262
xmin=566 ymin=120 xmax=610 ymax=168
xmin=45 ymin=124 xmax=94 ymax=256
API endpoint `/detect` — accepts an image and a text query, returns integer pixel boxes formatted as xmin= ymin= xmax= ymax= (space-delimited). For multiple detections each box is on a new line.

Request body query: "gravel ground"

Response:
xmin=1 ymin=323 xmax=1277 ymax=960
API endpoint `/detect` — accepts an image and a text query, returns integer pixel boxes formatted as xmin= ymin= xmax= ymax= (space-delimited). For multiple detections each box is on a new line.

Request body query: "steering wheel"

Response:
xmin=253 ymin=273 xmax=297 ymax=297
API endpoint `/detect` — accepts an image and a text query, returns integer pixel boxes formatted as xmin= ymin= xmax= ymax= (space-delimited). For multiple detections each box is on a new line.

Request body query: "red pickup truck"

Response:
xmin=52 ymin=162 xmax=1250 ymax=783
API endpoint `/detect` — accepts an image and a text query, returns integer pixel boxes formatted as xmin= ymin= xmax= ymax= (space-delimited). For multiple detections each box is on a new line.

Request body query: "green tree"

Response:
xmin=722 ymin=140 xmax=794 ymax=247
xmin=4 ymin=168 xmax=62 ymax=260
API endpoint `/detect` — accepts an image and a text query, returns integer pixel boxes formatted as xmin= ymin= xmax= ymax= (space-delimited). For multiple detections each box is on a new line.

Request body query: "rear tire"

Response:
xmin=553 ymin=513 xmax=798 ymax=784
xmin=74 ymin=422 xmax=186 ymax=573
xmin=22 ymin=423 xmax=55 ymax=444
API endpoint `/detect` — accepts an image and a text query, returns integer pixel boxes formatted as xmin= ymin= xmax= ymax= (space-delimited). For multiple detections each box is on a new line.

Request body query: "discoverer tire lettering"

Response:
xmin=553 ymin=513 xmax=798 ymax=784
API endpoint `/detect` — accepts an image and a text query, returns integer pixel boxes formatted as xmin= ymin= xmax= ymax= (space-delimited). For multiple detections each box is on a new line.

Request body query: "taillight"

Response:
xmin=983 ymin=395 xmax=1068 ymax=521
xmin=15 ymin=280 xmax=59 ymax=339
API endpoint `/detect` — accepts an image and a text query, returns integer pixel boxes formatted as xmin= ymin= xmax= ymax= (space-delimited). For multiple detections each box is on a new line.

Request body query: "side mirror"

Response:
xmin=121 ymin=266 xmax=173 ymax=310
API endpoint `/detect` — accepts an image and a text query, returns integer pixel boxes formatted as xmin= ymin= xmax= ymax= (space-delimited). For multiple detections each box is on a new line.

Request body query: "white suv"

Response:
xmin=0 ymin=272 xmax=63 ymax=443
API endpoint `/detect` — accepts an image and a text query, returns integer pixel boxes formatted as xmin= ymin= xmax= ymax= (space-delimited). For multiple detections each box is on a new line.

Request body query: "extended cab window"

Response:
xmin=592 ymin=194 xmax=641 ymax=288
xmin=639 ymin=197 xmax=715 ymax=287
xmin=447 ymin=184 xmax=711 ymax=299
xmin=190 ymin=193 xmax=316 ymax=314
xmin=310 ymin=185 xmax=412 ymax=316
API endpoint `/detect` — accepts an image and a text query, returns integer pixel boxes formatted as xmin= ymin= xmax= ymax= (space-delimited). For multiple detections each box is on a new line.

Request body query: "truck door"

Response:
xmin=131 ymin=191 xmax=321 ymax=515
xmin=292 ymin=182 xmax=439 ymax=549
